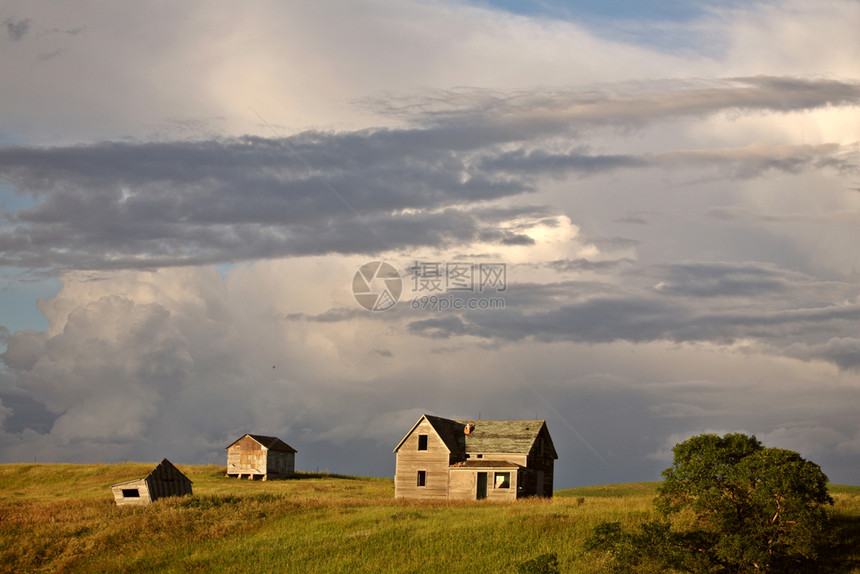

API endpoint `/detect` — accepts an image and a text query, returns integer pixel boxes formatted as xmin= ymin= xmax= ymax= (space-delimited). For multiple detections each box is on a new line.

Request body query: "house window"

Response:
xmin=494 ymin=472 xmax=510 ymax=489
xmin=476 ymin=454 xmax=483 ymax=459
xmin=417 ymin=471 xmax=426 ymax=487
xmin=121 ymin=488 xmax=140 ymax=498
xmin=418 ymin=434 xmax=428 ymax=451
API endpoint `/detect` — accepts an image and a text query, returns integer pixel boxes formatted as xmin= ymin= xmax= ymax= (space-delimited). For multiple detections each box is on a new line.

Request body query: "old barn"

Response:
xmin=225 ymin=434 xmax=297 ymax=480
xmin=109 ymin=458 xmax=193 ymax=506
xmin=393 ymin=414 xmax=557 ymax=500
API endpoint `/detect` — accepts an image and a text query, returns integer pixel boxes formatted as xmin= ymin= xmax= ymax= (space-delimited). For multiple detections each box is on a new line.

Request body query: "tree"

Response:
xmin=586 ymin=433 xmax=834 ymax=572
xmin=655 ymin=433 xmax=833 ymax=571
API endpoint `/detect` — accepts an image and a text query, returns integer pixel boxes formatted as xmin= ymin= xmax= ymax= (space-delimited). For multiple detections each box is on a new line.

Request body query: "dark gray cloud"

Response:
xmin=785 ymin=338 xmax=860 ymax=372
xmin=0 ymin=389 xmax=54 ymax=433
xmin=582 ymin=236 xmax=641 ymax=251
xmin=409 ymin=292 xmax=860 ymax=349
xmin=402 ymin=262 xmax=860 ymax=370
xmin=649 ymin=261 xmax=802 ymax=298
xmin=4 ymin=17 xmax=30 ymax=41
xmin=547 ymin=258 xmax=636 ymax=273
xmin=478 ymin=143 xmax=854 ymax=180
xmin=2 ymin=3 xmax=860 ymax=490
xmin=367 ymin=77 xmax=860 ymax=131
xmin=421 ymin=294 xmax=684 ymax=344
xmin=652 ymin=143 xmax=857 ymax=179
xmin=478 ymin=148 xmax=645 ymax=177
xmin=706 ymin=206 xmax=860 ymax=225
xmin=0 ymin=134 xmax=535 ymax=269
xmin=406 ymin=315 xmax=470 ymax=339
xmin=2 ymin=76 xmax=857 ymax=272
xmin=36 ymin=48 xmax=63 ymax=62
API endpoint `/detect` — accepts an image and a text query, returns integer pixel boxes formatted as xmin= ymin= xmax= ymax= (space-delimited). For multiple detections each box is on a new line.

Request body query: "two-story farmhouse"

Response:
xmin=393 ymin=414 xmax=557 ymax=500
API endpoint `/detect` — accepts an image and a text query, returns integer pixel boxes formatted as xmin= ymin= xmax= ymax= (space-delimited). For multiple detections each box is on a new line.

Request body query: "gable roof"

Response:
xmin=109 ymin=458 xmax=192 ymax=488
xmin=394 ymin=414 xmax=557 ymax=458
xmin=225 ymin=434 xmax=297 ymax=452
xmin=424 ymin=414 xmax=467 ymax=453
xmin=148 ymin=458 xmax=193 ymax=483
xmin=393 ymin=414 xmax=463 ymax=453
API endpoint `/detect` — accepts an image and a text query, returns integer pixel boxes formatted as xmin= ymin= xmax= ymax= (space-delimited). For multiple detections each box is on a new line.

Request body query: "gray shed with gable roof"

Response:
xmin=226 ymin=434 xmax=297 ymax=480
xmin=110 ymin=458 xmax=193 ymax=506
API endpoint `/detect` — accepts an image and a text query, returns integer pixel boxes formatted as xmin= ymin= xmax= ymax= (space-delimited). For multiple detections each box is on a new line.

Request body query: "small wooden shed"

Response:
xmin=109 ymin=458 xmax=193 ymax=506
xmin=225 ymin=434 xmax=297 ymax=480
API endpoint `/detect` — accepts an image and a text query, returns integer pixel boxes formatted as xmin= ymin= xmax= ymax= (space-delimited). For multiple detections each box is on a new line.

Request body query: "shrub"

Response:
xmin=516 ymin=552 xmax=560 ymax=574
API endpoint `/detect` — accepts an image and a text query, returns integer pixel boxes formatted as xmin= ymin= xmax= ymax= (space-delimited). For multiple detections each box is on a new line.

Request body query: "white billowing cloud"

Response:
xmin=2 ymin=0 xmax=858 ymax=143
xmin=3 ymin=257 xmax=860 ymax=484
xmin=0 ymin=0 xmax=684 ymax=142
xmin=719 ymin=0 xmax=860 ymax=77
xmin=4 ymin=269 xmax=221 ymax=445
xmin=1 ymin=0 xmax=860 ymax=487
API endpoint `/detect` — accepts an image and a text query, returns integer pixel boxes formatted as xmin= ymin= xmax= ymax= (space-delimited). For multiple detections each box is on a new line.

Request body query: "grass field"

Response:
xmin=1 ymin=464 xmax=858 ymax=573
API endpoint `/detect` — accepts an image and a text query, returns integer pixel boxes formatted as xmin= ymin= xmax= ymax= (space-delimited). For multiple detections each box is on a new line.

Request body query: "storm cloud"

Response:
xmin=2 ymin=76 xmax=858 ymax=270
xmin=1 ymin=0 xmax=860 ymax=488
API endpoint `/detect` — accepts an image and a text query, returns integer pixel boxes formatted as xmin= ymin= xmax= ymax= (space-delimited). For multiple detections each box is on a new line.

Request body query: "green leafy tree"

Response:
xmin=586 ymin=433 xmax=834 ymax=572
xmin=656 ymin=433 xmax=833 ymax=571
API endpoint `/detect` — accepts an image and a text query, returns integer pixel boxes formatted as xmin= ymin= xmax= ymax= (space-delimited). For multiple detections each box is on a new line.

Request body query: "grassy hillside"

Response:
xmin=0 ymin=464 xmax=858 ymax=573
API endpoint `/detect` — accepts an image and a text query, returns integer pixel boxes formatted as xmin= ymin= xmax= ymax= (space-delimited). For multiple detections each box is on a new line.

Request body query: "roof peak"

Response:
xmin=226 ymin=433 xmax=297 ymax=452
xmin=424 ymin=413 xmax=546 ymax=424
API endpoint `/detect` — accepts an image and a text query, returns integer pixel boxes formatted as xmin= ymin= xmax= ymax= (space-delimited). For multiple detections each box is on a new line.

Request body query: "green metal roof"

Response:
xmin=455 ymin=418 xmax=550 ymax=456
xmin=395 ymin=414 xmax=557 ymax=459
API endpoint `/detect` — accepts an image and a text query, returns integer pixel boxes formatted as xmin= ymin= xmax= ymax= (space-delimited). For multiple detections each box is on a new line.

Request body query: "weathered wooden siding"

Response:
xmin=227 ymin=435 xmax=267 ymax=477
xmin=110 ymin=459 xmax=192 ymax=505
xmin=227 ymin=435 xmax=295 ymax=479
xmin=521 ymin=427 xmax=555 ymax=497
xmin=394 ymin=418 xmax=452 ymax=499
xmin=266 ymin=450 xmax=295 ymax=476
xmin=448 ymin=469 xmax=518 ymax=500
xmin=111 ymin=479 xmax=151 ymax=506
xmin=394 ymin=415 xmax=557 ymax=500
xmin=146 ymin=462 xmax=193 ymax=501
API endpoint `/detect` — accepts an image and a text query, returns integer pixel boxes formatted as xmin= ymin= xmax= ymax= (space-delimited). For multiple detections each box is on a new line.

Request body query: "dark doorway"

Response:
xmin=476 ymin=472 xmax=487 ymax=500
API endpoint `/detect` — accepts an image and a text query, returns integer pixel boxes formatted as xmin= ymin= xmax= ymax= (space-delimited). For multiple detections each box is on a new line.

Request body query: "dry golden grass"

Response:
xmin=0 ymin=464 xmax=856 ymax=573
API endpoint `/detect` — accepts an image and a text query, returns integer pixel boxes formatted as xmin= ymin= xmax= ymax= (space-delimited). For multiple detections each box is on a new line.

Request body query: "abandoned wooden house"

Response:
xmin=109 ymin=458 xmax=193 ymax=506
xmin=393 ymin=414 xmax=558 ymax=500
xmin=225 ymin=434 xmax=297 ymax=480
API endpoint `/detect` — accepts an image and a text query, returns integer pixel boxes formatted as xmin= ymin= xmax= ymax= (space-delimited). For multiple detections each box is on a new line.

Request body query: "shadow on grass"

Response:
xmin=800 ymin=512 xmax=860 ymax=573
xmin=204 ymin=467 xmax=365 ymax=481
xmin=701 ymin=512 xmax=860 ymax=574
xmin=291 ymin=472 xmax=362 ymax=480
